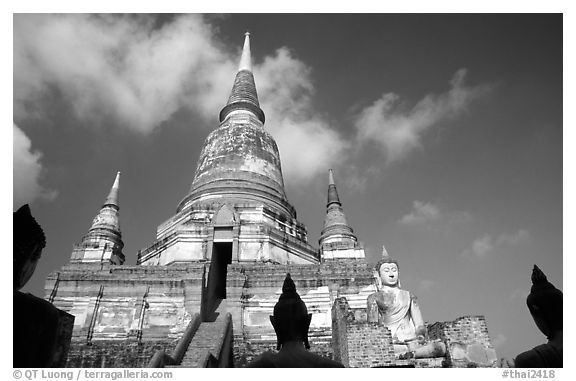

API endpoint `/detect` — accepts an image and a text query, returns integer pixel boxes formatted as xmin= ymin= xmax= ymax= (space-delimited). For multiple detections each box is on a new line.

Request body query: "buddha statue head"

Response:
xmin=374 ymin=247 xmax=400 ymax=288
xmin=270 ymin=273 xmax=312 ymax=350
xmin=13 ymin=204 xmax=46 ymax=290
xmin=526 ymin=265 xmax=562 ymax=338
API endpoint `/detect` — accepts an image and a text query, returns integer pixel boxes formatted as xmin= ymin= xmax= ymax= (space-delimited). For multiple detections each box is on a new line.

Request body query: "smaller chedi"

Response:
xmin=367 ymin=246 xmax=445 ymax=359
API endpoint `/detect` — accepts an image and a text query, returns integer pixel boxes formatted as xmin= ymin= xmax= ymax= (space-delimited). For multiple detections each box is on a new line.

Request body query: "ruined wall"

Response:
xmin=428 ymin=316 xmax=498 ymax=367
xmin=331 ymin=297 xmax=395 ymax=368
xmin=66 ymin=340 xmax=177 ymax=368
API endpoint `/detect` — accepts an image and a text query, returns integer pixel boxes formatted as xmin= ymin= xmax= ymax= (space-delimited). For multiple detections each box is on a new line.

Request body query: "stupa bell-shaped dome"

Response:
xmin=177 ymin=33 xmax=295 ymax=218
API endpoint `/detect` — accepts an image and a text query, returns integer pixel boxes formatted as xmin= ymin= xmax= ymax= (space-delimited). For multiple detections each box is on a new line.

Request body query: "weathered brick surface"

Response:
xmin=65 ymin=340 xmax=177 ymax=368
xmin=332 ymin=297 xmax=395 ymax=367
xmin=428 ymin=316 xmax=498 ymax=367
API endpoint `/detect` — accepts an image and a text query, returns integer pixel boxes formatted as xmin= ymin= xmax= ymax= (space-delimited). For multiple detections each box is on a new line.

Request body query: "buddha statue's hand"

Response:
xmin=415 ymin=325 xmax=427 ymax=343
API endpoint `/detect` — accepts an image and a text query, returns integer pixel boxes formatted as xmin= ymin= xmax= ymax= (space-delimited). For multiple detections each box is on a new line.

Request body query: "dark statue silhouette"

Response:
xmin=13 ymin=204 xmax=74 ymax=367
xmin=247 ymin=273 xmax=344 ymax=368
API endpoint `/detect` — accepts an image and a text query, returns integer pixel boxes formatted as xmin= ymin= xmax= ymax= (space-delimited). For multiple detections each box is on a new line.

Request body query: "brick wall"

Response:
xmin=427 ymin=315 xmax=497 ymax=367
xmin=331 ymin=297 xmax=395 ymax=368
xmin=233 ymin=332 xmax=334 ymax=367
xmin=65 ymin=340 xmax=177 ymax=368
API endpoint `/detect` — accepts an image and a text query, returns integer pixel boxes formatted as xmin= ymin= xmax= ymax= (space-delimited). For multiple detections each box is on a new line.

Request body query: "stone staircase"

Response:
xmin=179 ymin=309 xmax=232 ymax=367
xmin=148 ymin=300 xmax=234 ymax=368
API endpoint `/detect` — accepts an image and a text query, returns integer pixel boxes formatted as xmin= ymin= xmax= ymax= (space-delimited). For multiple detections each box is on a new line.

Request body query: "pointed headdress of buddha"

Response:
xmin=526 ymin=265 xmax=562 ymax=334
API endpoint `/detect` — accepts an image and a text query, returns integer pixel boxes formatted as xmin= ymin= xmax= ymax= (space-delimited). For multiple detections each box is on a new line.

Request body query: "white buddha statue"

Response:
xmin=367 ymin=247 xmax=445 ymax=359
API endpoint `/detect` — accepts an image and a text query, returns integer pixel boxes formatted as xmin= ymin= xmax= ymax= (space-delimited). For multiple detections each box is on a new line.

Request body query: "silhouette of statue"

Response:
xmin=367 ymin=250 xmax=445 ymax=359
xmin=13 ymin=204 xmax=72 ymax=367
xmin=14 ymin=204 xmax=46 ymax=290
xmin=514 ymin=265 xmax=562 ymax=368
xmin=247 ymin=273 xmax=344 ymax=367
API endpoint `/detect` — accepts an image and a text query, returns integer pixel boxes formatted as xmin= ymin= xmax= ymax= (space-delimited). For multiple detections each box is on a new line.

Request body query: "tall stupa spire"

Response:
xmin=70 ymin=172 xmax=125 ymax=265
xmin=219 ymin=32 xmax=265 ymax=123
xmin=321 ymin=169 xmax=353 ymax=237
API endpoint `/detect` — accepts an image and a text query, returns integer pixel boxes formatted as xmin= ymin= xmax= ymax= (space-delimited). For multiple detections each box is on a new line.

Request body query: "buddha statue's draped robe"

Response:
xmin=367 ymin=288 xmax=419 ymax=342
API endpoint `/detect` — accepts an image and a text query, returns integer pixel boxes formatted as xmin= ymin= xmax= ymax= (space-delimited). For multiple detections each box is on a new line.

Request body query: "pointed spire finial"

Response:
xmin=328 ymin=169 xmax=335 ymax=186
xmin=327 ymin=169 xmax=341 ymax=206
xmin=238 ymin=31 xmax=252 ymax=72
xmin=104 ymin=171 xmax=121 ymax=207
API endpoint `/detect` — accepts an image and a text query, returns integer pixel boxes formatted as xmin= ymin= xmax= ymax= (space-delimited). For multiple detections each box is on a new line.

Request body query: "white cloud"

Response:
xmin=14 ymin=15 xmax=348 ymax=185
xmin=13 ymin=124 xmax=56 ymax=209
xmin=465 ymin=234 xmax=495 ymax=259
xmin=256 ymin=48 xmax=349 ymax=184
xmin=398 ymin=200 xmax=442 ymax=225
xmin=498 ymin=229 xmax=530 ymax=246
xmin=462 ymin=229 xmax=531 ymax=260
xmin=354 ymin=69 xmax=492 ymax=163
xmin=13 ymin=15 xmax=490 ymax=187
xmin=14 ymin=14 xmax=233 ymax=132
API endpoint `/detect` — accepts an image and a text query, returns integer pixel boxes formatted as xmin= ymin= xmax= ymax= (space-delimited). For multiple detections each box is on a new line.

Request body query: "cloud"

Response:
xmin=14 ymin=14 xmax=348 ymax=185
xmin=354 ymin=69 xmax=492 ymax=163
xmin=256 ymin=48 xmax=349 ymax=184
xmin=462 ymin=229 xmax=531 ymax=260
xmin=498 ymin=229 xmax=531 ymax=246
xmin=398 ymin=200 xmax=442 ymax=225
xmin=464 ymin=234 xmax=494 ymax=259
xmin=13 ymin=124 xmax=56 ymax=209
xmin=13 ymin=15 xmax=490 ymax=187
xmin=14 ymin=14 xmax=233 ymax=132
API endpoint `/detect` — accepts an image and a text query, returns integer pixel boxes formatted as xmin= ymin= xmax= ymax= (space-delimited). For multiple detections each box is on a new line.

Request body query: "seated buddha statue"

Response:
xmin=367 ymin=249 xmax=445 ymax=359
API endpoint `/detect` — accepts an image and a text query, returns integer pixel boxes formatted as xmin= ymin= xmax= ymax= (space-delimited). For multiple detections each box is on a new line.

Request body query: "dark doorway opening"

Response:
xmin=203 ymin=242 xmax=232 ymax=320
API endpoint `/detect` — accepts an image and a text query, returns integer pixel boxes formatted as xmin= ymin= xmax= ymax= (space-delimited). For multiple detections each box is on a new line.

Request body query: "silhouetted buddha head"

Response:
xmin=270 ymin=273 xmax=312 ymax=350
xmin=375 ymin=254 xmax=400 ymax=287
xmin=526 ymin=265 xmax=562 ymax=337
xmin=13 ymin=204 xmax=46 ymax=290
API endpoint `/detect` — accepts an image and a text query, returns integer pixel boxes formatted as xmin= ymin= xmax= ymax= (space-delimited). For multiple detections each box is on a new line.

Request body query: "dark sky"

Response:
xmin=13 ymin=13 xmax=562 ymax=361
